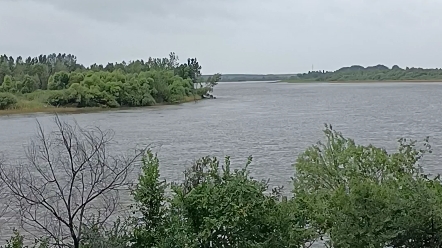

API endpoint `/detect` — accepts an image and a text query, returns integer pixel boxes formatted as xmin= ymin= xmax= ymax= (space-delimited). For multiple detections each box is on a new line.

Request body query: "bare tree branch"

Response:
xmin=0 ymin=114 xmax=145 ymax=248
xmin=0 ymin=154 xmax=13 ymax=239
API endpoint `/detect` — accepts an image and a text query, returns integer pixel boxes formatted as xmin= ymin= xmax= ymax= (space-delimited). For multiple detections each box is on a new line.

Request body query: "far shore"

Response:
xmin=328 ymin=80 xmax=442 ymax=83
xmin=281 ymin=79 xmax=442 ymax=83
xmin=0 ymin=95 xmax=203 ymax=117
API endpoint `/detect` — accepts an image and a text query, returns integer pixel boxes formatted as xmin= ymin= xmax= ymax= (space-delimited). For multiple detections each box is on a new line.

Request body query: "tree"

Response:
xmin=20 ymin=75 xmax=37 ymax=93
xmin=0 ymin=61 xmax=11 ymax=85
xmin=131 ymin=154 xmax=315 ymax=248
xmin=293 ymin=124 xmax=441 ymax=247
xmin=0 ymin=92 xmax=18 ymax=109
xmin=172 ymin=156 xmax=284 ymax=247
xmin=186 ymin=58 xmax=202 ymax=86
xmin=167 ymin=52 xmax=179 ymax=69
xmin=0 ymin=157 xmax=11 ymax=236
xmin=32 ymin=63 xmax=50 ymax=89
xmin=0 ymin=115 xmax=144 ymax=248
xmin=48 ymin=71 xmax=70 ymax=90
xmin=204 ymin=73 xmax=221 ymax=92
xmin=0 ymin=75 xmax=17 ymax=93
xmin=131 ymin=151 xmax=168 ymax=247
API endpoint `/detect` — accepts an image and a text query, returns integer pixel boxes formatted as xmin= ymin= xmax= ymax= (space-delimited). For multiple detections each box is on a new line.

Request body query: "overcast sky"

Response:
xmin=1 ymin=0 xmax=441 ymax=74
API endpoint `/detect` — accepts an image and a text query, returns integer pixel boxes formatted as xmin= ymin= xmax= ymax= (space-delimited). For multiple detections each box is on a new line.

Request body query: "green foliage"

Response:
xmin=176 ymin=156 xmax=272 ymax=247
xmin=20 ymin=75 xmax=38 ymax=93
xmin=0 ymin=92 xmax=18 ymax=109
xmin=1 ymin=229 xmax=48 ymax=248
xmin=131 ymin=150 xmax=168 ymax=247
xmin=293 ymin=124 xmax=442 ymax=247
xmin=80 ymin=218 xmax=131 ymax=248
xmin=45 ymin=89 xmax=76 ymax=106
xmin=0 ymin=53 xmax=221 ymax=109
xmin=176 ymin=156 xmax=315 ymax=247
xmin=2 ymin=230 xmax=24 ymax=248
xmin=0 ymin=61 xmax=12 ymax=85
xmin=131 ymin=153 xmax=312 ymax=248
xmin=0 ymin=75 xmax=18 ymax=93
xmin=48 ymin=71 xmax=70 ymax=90
xmin=202 ymin=73 xmax=221 ymax=93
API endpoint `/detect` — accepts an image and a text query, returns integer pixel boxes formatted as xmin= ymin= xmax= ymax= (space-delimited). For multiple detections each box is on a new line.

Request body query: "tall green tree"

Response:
xmin=0 ymin=61 xmax=11 ymax=85
xmin=293 ymin=124 xmax=441 ymax=247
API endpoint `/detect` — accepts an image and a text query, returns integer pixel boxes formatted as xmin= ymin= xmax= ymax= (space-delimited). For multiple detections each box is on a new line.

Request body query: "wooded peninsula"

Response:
xmin=0 ymin=53 xmax=220 ymax=113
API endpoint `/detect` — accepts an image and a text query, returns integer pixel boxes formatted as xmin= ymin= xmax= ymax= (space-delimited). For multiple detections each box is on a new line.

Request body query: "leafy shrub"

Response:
xmin=45 ymin=89 xmax=76 ymax=106
xmin=48 ymin=71 xmax=70 ymax=90
xmin=0 ymin=92 xmax=18 ymax=109
xmin=293 ymin=124 xmax=441 ymax=247
xmin=79 ymin=218 xmax=130 ymax=248
xmin=131 ymin=151 xmax=314 ymax=248
xmin=1 ymin=229 xmax=48 ymax=248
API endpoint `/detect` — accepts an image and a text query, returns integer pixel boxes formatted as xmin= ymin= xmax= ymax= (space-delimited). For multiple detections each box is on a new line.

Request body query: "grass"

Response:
xmin=183 ymin=95 xmax=202 ymax=102
xmin=0 ymin=94 xmax=203 ymax=116
xmin=0 ymin=99 xmax=93 ymax=116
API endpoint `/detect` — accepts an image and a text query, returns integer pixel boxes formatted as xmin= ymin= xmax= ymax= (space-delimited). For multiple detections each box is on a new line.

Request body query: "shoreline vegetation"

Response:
xmin=203 ymin=64 xmax=442 ymax=83
xmin=281 ymin=79 xmax=442 ymax=83
xmin=0 ymin=52 xmax=220 ymax=116
xmin=0 ymin=120 xmax=440 ymax=248
xmin=282 ymin=64 xmax=442 ymax=83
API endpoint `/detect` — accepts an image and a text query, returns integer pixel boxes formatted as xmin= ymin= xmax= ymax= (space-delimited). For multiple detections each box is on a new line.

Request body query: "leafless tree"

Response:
xmin=0 ymin=155 xmax=12 ymax=237
xmin=0 ymin=115 xmax=144 ymax=248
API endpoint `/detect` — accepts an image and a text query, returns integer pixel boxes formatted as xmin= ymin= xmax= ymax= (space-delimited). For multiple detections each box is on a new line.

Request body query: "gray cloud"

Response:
xmin=36 ymin=0 xmax=237 ymax=21
xmin=1 ymin=0 xmax=442 ymax=74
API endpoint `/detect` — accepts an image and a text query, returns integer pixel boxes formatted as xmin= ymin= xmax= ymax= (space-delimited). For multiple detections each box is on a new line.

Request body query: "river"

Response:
xmin=1 ymin=81 xmax=442 ymax=243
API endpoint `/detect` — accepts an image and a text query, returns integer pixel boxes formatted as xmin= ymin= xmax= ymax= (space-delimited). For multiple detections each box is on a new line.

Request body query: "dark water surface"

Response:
xmin=1 ymin=81 xmax=442 ymax=242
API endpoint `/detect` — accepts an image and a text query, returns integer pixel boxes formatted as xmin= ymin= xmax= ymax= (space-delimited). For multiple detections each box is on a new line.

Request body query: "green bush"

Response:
xmin=293 ymin=124 xmax=441 ymax=247
xmin=0 ymin=92 xmax=18 ymax=109
xmin=130 ymin=152 xmax=314 ymax=248
xmin=45 ymin=89 xmax=76 ymax=106
xmin=25 ymin=89 xmax=54 ymax=102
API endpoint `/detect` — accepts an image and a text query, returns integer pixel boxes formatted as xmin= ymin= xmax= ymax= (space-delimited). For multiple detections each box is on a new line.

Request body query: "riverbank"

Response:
xmin=279 ymin=79 xmax=316 ymax=83
xmin=0 ymin=95 xmax=202 ymax=116
xmin=281 ymin=79 xmax=442 ymax=83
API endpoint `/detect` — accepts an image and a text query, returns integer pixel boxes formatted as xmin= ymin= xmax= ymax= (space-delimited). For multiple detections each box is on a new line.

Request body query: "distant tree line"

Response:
xmin=202 ymin=74 xmax=297 ymax=82
xmin=0 ymin=53 xmax=221 ymax=109
xmin=294 ymin=64 xmax=442 ymax=82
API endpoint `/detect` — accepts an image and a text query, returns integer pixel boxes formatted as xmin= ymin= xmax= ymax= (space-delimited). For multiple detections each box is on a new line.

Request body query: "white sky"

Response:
xmin=1 ymin=0 xmax=442 ymax=74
